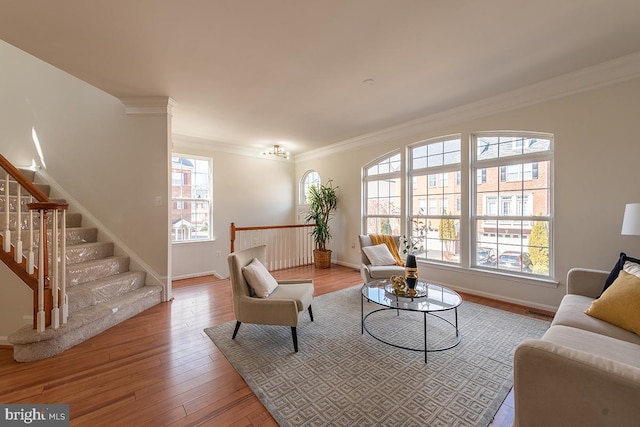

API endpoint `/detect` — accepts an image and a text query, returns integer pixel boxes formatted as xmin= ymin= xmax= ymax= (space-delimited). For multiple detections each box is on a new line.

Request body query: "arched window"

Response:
xmin=361 ymin=131 xmax=554 ymax=279
xmin=300 ymin=170 xmax=321 ymax=204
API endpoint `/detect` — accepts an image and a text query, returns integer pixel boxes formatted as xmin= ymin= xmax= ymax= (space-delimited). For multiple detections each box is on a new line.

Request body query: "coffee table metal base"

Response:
xmin=361 ymin=298 xmax=461 ymax=363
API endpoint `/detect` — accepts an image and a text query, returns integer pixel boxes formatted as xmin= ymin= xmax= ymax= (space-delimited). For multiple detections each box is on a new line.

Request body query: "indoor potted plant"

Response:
xmin=305 ymin=179 xmax=338 ymax=268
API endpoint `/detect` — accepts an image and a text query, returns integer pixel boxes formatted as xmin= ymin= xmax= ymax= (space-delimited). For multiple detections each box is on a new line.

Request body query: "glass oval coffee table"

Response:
xmin=361 ymin=279 xmax=463 ymax=363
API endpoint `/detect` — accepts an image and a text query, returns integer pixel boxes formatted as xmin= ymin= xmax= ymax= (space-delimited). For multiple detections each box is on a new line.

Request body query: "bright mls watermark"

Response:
xmin=1 ymin=405 xmax=69 ymax=426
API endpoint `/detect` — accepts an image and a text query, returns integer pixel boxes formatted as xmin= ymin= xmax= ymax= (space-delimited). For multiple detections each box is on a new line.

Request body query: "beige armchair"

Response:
xmin=227 ymin=245 xmax=314 ymax=352
xmin=359 ymin=234 xmax=405 ymax=283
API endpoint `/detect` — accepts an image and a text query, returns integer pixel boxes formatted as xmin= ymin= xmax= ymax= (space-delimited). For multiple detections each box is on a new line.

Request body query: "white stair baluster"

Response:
xmin=27 ymin=195 xmax=35 ymax=274
xmin=14 ymin=185 xmax=22 ymax=263
xmin=61 ymin=209 xmax=68 ymax=324
xmin=36 ymin=209 xmax=45 ymax=332
xmin=51 ymin=208 xmax=59 ymax=329
xmin=3 ymin=172 xmax=10 ymax=253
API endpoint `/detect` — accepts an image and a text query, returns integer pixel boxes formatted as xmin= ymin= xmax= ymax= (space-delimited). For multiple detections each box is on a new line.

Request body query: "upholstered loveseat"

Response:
xmin=514 ymin=263 xmax=640 ymax=427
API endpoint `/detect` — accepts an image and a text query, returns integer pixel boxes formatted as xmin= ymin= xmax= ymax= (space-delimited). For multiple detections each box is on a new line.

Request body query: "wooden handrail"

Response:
xmin=230 ymin=222 xmax=314 ymax=253
xmin=0 ymin=156 xmax=69 ymax=331
xmin=27 ymin=201 xmax=69 ymax=211
xmin=0 ymin=154 xmax=49 ymax=202
xmin=232 ymin=223 xmax=313 ymax=232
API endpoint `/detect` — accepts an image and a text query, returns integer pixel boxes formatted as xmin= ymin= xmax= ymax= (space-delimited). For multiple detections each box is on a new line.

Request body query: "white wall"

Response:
xmin=0 ymin=40 xmax=170 ymax=338
xmin=296 ymin=76 xmax=640 ymax=311
xmin=171 ymin=138 xmax=296 ymax=279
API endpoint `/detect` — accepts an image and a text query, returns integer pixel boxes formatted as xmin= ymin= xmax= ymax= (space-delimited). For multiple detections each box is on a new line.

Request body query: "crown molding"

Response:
xmin=296 ymin=51 xmax=640 ymax=162
xmin=119 ymin=96 xmax=176 ymax=115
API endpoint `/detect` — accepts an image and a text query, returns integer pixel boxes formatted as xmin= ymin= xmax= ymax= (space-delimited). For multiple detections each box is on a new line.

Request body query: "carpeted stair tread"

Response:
xmin=66 ymin=255 xmax=130 ymax=287
xmin=0 ymin=168 xmax=35 ymax=181
xmin=65 ymin=241 xmax=114 ymax=265
xmin=61 ymin=227 xmax=98 ymax=245
xmin=19 ymin=226 xmax=98 ymax=246
xmin=67 ymin=271 xmax=146 ymax=313
xmin=9 ymin=285 xmax=163 ymax=362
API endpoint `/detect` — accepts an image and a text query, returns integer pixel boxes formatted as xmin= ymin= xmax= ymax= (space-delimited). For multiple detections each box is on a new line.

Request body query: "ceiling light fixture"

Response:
xmin=263 ymin=144 xmax=290 ymax=159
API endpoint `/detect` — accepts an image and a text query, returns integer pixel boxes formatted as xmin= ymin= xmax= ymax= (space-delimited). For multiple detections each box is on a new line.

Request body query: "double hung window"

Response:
xmin=472 ymin=133 xmax=552 ymax=276
xmin=408 ymin=137 xmax=461 ymax=263
xmin=171 ymin=154 xmax=213 ymax=242
xmin=363 ymin=153 xmax=402 ymax=235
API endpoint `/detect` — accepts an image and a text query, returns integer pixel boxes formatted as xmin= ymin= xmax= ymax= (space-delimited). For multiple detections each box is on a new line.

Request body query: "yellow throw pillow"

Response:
xmin=585 ymin=270 xmax=640 ymax=335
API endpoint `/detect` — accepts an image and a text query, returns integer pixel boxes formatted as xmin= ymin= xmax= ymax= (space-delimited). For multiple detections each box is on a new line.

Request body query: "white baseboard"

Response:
xmin=334 ymin=260 xmax=360 ymax=270
xmin=171 ymin=271 xmax=224 ymax=281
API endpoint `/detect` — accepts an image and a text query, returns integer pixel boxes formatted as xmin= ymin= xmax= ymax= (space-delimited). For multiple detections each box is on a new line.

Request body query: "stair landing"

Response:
xmin=10 ymin=284 xmax=162 ymax=362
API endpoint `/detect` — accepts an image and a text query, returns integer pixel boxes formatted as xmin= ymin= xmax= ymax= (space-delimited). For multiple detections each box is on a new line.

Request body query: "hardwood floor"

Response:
xmin=0 ymin=265 xmax=554 ymax=426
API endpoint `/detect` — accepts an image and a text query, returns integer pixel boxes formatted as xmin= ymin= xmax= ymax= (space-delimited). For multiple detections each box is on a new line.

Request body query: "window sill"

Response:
xmin=418 ymin=259 xmax=559 ymax=289
xmin=172 ymin=238 xmax=216 ymax=246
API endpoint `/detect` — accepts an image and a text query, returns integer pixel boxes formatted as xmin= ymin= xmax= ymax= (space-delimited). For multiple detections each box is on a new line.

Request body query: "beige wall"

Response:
xmin=0 ymin=264 xmax=32 ymax=342
xmin=0 ymin=40 xmax=170 ymax=338
xmin=2 ymin=36 xmax=640 ymax=334
xmin=296 ymin=77 xmax=640 ymax=311
xmin=171 ymin=139 xmax=296 ymax=279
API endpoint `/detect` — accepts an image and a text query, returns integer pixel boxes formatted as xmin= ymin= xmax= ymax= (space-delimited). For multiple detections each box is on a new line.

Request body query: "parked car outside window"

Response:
xmin=498 ymin=251 xmax=532 ymax=272
xmin=476 ymin=247 xmax=496 ymax=266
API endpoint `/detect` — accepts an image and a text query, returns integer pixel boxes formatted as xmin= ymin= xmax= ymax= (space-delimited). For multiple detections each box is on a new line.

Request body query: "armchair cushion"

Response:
xmin=362 ymin=243 xmax=397 ymax=266
xmin=242 ymin=257 xmax=278 ymax=298
xmin=366 ymin=265 xmax=406 ymax=280
xmin=268 ymin=282 xmax=314 ymax=311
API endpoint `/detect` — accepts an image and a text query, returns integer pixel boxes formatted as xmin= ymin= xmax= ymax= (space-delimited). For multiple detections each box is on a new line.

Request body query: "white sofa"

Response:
xmin=513 ymin=267 xmax=640 ymax=427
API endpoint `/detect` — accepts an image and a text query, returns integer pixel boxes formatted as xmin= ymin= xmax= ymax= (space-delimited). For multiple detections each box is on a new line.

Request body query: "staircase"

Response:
xmin=2 ymin=166 xmax=163 ymax=362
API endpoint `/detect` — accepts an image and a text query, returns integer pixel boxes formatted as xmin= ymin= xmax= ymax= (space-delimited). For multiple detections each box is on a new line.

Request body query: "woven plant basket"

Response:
xmin=313 ymin=249 xmax=332 ymax=269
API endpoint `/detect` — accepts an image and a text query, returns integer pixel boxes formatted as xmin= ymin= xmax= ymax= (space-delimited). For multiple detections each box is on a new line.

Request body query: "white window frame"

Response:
xmin=408 ymin=136 xmax=461 ymax=264
xmin=360 ymin=130 xmax=554 ymax=282
xmin=362 ymin=152 xmax=403 ymax=236
xmin=472 ymin=132 xmax=553 ymax=277
xmin=300 ymin=170 xmax=321 ymax=205
xmin=171 ymin=154 xmax=214 ymax=243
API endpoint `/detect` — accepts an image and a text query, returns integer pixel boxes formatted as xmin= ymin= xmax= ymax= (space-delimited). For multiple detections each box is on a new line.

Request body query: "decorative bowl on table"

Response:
xmin=385 ymin=281 xmax=427 ymax=298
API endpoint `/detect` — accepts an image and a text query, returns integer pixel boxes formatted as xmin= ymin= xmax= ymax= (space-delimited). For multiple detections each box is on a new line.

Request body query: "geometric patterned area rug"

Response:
xmin=204 ymin=285 xmax=550 ymax=427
